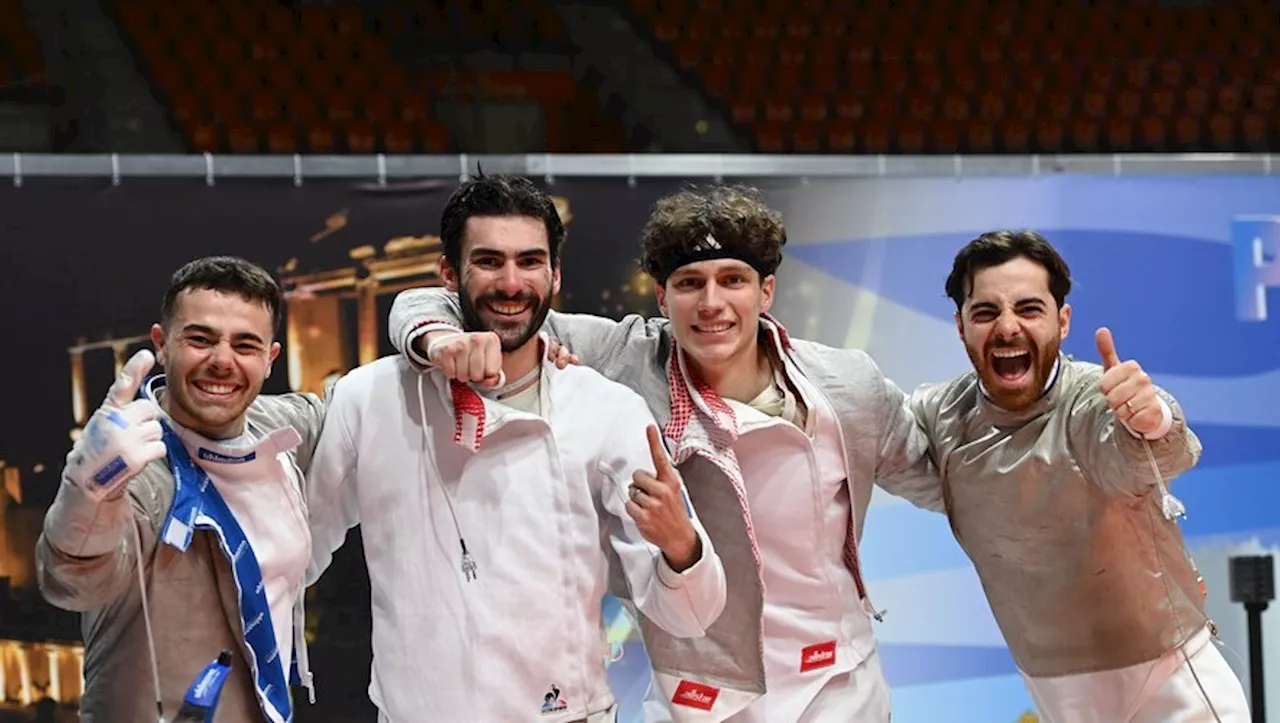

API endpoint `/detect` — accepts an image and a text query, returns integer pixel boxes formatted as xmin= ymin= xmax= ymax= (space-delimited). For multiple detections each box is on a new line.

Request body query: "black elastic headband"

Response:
xmin=653 ymin=234 xmax=771 ymax=284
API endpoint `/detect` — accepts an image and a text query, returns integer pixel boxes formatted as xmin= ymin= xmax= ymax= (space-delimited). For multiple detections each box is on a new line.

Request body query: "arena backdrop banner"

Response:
xmin=1 ymin=173 xmax=1278 ymax=722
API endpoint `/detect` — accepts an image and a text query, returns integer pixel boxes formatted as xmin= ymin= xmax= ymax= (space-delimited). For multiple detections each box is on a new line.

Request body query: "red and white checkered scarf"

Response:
xmin=662 ymin=316 xmax=877 ymax=619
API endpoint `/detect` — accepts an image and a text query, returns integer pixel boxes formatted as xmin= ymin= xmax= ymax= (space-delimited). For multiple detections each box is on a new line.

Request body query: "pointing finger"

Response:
xmin=646 ymin=425 xmax=675 ymax=481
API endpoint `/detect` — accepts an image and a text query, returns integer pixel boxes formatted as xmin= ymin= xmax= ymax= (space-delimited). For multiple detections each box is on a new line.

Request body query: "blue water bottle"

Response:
xmin=172 ymin=650 xmax=234 ymax=722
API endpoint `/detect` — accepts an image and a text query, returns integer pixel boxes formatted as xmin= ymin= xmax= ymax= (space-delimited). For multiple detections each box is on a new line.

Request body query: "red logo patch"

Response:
xmin=800 ymin=641 xmax=837 ymax=672
xmin=671 ymin=680 xmax=719 ymax=711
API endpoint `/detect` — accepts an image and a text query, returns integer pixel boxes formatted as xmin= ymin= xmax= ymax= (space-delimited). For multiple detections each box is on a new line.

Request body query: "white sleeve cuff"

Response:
xmin=1122 ymin=397 xmax=1174 ymax=440
xmin=404 ymin=322 xmax=463 ymax=368
xmin=655 ymin=532 xmax=708 ymax=589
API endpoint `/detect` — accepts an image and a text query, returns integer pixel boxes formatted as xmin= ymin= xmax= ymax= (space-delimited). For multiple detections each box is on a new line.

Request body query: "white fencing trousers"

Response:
xmin=728 ymin=646 xmax=891 ymax=723
xmin=641 ymin=646 xmax=890 ymax=723
xmin=378 ymin=703 xmax=618 ymax=723
xmin=1024 ymin=623 xmax=1252 ymax=723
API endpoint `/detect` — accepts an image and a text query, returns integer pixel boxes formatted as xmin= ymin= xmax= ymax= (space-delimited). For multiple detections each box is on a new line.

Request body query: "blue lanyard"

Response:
xmin=157 ymin=420 xmax=293 ymax=722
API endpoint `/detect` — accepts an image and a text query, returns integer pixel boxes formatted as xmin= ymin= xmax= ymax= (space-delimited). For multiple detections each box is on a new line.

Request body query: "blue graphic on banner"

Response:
xmin=1232 ymin=215 xmax=1280 ymax=322
xmin=158 ymin=421 xmax=293 ymax=723
xmin=601 ymin=174 xmax=1280 ymax=723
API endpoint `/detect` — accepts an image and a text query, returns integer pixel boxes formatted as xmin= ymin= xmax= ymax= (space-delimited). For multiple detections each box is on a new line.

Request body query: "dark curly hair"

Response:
xmin=639 ymin=185 xmax=787 ymax=284
xmin=944 ymin=229 xmax=1072 ymax=310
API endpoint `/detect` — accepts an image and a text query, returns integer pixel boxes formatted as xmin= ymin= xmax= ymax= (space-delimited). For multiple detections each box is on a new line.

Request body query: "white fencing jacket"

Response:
xmin=390 ymin=291 xmax=943 ymax=721
xmin=305 ymin=354 xmax=728 ymax=723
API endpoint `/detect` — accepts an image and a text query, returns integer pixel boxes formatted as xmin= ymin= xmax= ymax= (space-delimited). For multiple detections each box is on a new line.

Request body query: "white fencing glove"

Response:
xmin=66 ymin=349 xmax=167 ymax=502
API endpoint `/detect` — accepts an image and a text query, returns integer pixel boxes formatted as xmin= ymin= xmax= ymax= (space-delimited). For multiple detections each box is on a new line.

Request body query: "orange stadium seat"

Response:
xmin=1241 ymin=113 xmax=1268 ymax=151
xmin=1105 ymin=116 xmax=1135 ymax=151
xmin=861 ymin=120 xmax=891 ymax=155
xmin=397 ymin=91 xmax=431 ymax=124
xmin=187 ymin=121 xmax=219 ymax=153
xmin=382 ymin=121 xmax=415 ymax=154
xmin=307 ymin=122 xmax=336 ymax=154
xmin=1218 ymin=85 xmax=1244 ymax=114
xmin=827 ymin=122 xmax=855 ymax=153
xmin=998 ymin=119 xmax=1030 ymax=154
xmin=1172 ymin=115 xmax=1202 ymax=150
xmin=420 ymin=122 xmax=453 ymax=153
xmin=966 ymin=121 xmax=995 ymax=154
xmin=1033 ymin=117 xmax=1065 ymax=153
xmin=1139 ymin=116 xmax=1168 ymax=150
xmin=792 ymin=122 xmax=821 ymax=153
xmin=755 ymin=121 xmax=786 ymax=153
xmin=345 ymin=120 xmax=377 ymax=154
xmin=267 ymin=121 xmax=298 ymax=154
xmin=1252 ymin=85 xmax=1276 ymax=113
xmin=1069 ymin=117 xmax=1100 ymax=153
xmin=227 ymin=122 xmax=260 ymax=153
xmin=1206 ymin=114 xmax=1236 ymax=151
xmin=931 ymin=120 xmax=961 ymax=154
xmin=730 ymin=100 xmax=756 ymax=126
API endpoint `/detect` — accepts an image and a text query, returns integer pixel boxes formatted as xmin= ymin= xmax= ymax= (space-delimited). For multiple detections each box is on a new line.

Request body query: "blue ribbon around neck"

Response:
xmin=157 ymin=419 xmax=295 ymax=722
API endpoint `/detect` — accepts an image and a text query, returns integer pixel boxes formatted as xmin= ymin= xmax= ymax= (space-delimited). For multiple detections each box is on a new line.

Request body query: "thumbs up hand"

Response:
xmin=66 ymin=349 xmax=167 ymax=502
xmin=626 ymin=425 xmax=702 ymax=573
xmin=1096 ymin=328 xmax=1163 ymax=437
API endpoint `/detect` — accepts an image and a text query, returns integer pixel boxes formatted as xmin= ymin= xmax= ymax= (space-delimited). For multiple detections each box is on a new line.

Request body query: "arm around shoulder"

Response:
xmin=388 ymin=285 xmax=669 ymax=381
xmin=867 ymin=359 xmax=945 ymax=513
xmin=540 ymin=310 xmax=668 ymax=381
xmin=388 ymin=286 xmax=467 ymax=367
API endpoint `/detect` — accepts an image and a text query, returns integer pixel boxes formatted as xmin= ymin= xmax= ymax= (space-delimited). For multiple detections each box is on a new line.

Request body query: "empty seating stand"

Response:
xmin=631 ymin=0 xmax=1279 ymax=154
xmin=109 ymin=0 xmax=626 ymax=154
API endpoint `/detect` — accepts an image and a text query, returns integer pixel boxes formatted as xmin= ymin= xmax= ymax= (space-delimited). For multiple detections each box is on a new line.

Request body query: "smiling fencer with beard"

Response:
xmin=455 ymin=218 xmax=554 ymax=353
xmin=909 ymin=230 xmax=1250 ymax=722
xmin=451 ymin=212 xmax=558 ymax=406
xmin=304 ymin=174 xmax=727 ymax=723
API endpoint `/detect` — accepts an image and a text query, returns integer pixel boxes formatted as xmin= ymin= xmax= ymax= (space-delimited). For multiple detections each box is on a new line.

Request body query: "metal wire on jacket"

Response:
xmin=1141 ymin=436 xmax=1222 ymax=722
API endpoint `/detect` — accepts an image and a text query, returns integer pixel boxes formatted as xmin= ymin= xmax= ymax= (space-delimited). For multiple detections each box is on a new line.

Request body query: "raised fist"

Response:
xmin=424 ymin=331 xmax=504 ymax=388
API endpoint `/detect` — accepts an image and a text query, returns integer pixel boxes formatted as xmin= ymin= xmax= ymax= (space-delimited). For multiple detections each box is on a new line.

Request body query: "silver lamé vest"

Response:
xmin=912 ymin=355 xmax=1206 ymax=678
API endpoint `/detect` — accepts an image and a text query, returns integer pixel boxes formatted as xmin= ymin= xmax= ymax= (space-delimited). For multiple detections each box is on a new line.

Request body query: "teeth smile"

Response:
xmin=992 ymin=349 xmax=1029 ymax=358
xmin=195 ymin=382 xmax=236 ymax=395
xmin=698 ymin=323 xmax=732 ymax=333
xmin=490 ymin=302 xmax=529 ymax=315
